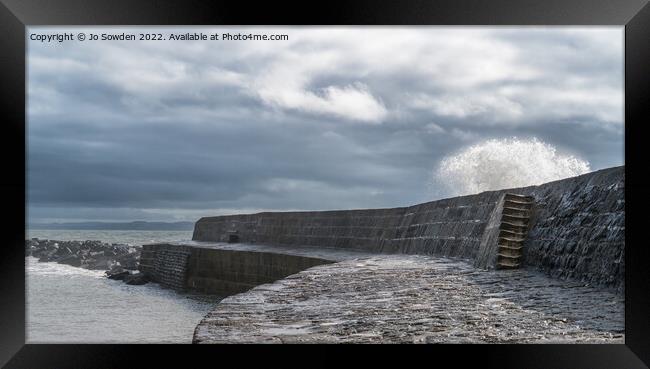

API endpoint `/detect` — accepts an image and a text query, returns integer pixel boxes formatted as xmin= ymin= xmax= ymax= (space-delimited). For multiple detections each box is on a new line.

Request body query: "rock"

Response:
xmin=122 ymin=261 xmax=138 ymax=271
xmin=58 ymin=254 xmax=81 ymax=267
xmin=106 ymin=270 xmax=130 ymax=280
xmin=26 ymin=238 xmax=142 ymax=274
xmin=39 ymin=250 xmax=57 ymax=262
xmin=108 ymin=264 xmax=125 ymax=274
xmin=54 ymin=247 xmax=71 ymax=258
xmin=117 ymin=254 xmax=139 ymax=270
xmin=106 ymin=261 xmax=118 ymax=271
xmin=124 ymin=272 xmax=149 ymax=285
xmin=89 ymin=258 xmax=111 ymax=270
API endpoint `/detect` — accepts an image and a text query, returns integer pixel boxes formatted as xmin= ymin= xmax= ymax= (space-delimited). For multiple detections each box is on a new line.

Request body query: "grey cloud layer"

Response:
xmin=27 ymin=27 xmax=623 ymax=222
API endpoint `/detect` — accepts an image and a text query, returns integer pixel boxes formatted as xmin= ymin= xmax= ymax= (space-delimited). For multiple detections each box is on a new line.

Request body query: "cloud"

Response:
xmin=410 ymin=93 xmax=524 ymax=121
xmin=256 ymin=81 xmax=387 ymax=123
xmin=26 ymin=26 xmax=623 ymax=222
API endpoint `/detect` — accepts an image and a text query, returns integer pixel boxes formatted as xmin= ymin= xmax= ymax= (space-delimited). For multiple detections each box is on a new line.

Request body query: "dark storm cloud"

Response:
xmin=27 ymin=27 xmax=623 ymax=222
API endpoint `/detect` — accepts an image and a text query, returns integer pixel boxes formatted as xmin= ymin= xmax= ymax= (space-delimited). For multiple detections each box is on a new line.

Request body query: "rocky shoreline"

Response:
xmin=25 ymin=238 xmax=149 ymax=285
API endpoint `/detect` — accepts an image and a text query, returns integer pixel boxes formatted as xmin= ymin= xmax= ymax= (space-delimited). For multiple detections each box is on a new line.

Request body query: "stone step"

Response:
xmin=504 ymin=198 xmax=534 ymax=205
xmin=501 ymin=220 xmax=528 ymax=228
xmin=501 ymin=213 xmax=529 ymax=221
xmin=497 ymin=248 xmax=522 ymax=258
xmin=499 ymin=236 xmax=525 ymax=243
xmin=496 ymin=260 xmax=520 ymax=269
xmin=502 ymin=205 xmax=532 ymax=214
xmin=495 ymin=194 xmax=534 ymax=271
xmin=499 ymin=239 xmax=524 ymax=248
xmin=500 ymin=223 xmax=528 ymax=234
xmin=502 ymin=206 xmax=531 ymax=215
xmin=504 ymin=193 xmax=534 ymax=201
xmin=497 ymin=252 xmax=521 ymax=259
xmin=497 ymin=252 xmax=521 ymax=258
xmin=499 ymin=229 xmax=526 ymax=236
xmin=498 ymin=244 xmax=523 ymax=251
xmin=505 ymin=192 xmax=532 ymax=196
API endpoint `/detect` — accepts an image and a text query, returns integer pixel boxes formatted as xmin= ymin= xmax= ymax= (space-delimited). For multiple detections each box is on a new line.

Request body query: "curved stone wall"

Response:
xmin=140 ymin=243 xmax=333 ymax=295
xmin=185 ymin=248 xmax=333 ymax=295
xmin=192 ymin=166 xmax=624 ymax=290
xmin=193 ymin=193 xmax=501 ymax=259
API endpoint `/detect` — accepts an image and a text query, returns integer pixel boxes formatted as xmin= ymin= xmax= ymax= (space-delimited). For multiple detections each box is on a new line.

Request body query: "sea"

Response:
xmin=26 ymin=229 xmax=224 ymax=343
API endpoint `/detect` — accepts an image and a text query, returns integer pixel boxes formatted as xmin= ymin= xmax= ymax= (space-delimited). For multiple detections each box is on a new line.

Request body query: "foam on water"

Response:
xmin=26 ymin=257 xmax=105 ymax=278
xmin=26 ymin=256 xmax=223 ymax=343
xmin=26 ymin=229 xmax=193 ymax=246
xmin=434 ymin=137 xmax=590 ymax=197
xmin=25 ymin=229 xmax=221 ymax=343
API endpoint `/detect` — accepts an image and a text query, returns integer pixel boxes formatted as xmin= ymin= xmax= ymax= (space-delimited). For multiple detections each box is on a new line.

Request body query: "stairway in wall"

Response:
xmin=496 ymin=193 xmax=534 ymax=269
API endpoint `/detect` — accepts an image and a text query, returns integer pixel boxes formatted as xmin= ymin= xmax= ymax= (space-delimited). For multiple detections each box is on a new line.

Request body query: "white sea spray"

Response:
xmin=434 ymin=137 xmax=590 ymax=197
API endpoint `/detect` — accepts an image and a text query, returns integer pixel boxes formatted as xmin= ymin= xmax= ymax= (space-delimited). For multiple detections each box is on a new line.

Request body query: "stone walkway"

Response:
xmin=193 ymin=255 xmax=624 ymax=344
xmin=158 ymin=240 xmax=376 ymax=261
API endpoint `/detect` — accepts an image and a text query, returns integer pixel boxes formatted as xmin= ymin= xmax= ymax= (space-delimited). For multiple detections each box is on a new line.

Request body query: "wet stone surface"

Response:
xmin=194 ymin=255 xmax=623 ymax=344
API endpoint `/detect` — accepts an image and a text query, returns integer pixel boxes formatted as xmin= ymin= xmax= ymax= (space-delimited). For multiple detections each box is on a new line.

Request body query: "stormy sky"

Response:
xmin=27 ymin=27 xmax=624 ymax=223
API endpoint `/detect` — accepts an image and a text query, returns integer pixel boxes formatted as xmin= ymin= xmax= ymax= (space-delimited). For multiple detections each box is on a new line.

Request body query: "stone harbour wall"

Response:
xmin=474 ymin=194 xmax=507 ymax=269
xmin=522 ymin=166 xmax=625 ymax=291
xmin=191 ymin=166 xmax=624 ymax=290
xmin=193 ymin=194 xmax=502 ymax=260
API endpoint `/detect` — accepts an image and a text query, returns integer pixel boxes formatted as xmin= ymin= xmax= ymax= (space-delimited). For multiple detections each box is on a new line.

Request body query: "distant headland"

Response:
xmin=28 ymin=221 xmax=195 ymax=231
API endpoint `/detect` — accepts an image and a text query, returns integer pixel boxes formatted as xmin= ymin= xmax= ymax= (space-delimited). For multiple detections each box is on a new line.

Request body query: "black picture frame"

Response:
xmin=1 ymin=0 xmax=649 ymax=367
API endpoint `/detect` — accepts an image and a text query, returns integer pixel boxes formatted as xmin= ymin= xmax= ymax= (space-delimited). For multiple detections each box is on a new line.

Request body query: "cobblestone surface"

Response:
xmin=194 ymin=255 xmax=623 ymax=343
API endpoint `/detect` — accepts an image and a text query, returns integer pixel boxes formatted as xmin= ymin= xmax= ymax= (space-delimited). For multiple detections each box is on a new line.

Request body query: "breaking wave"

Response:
xmin=434 ymin=137 xmax=590 ymax=197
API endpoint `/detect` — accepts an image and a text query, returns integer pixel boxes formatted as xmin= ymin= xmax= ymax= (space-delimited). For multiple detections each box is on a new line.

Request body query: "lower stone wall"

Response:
xmin=140 ymin=244 xmax=192 ymax=290
xmin=140 ymin=244 xmax=333 ymax=295
xmin=185 ymin=248 xmax=333 ymax=295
